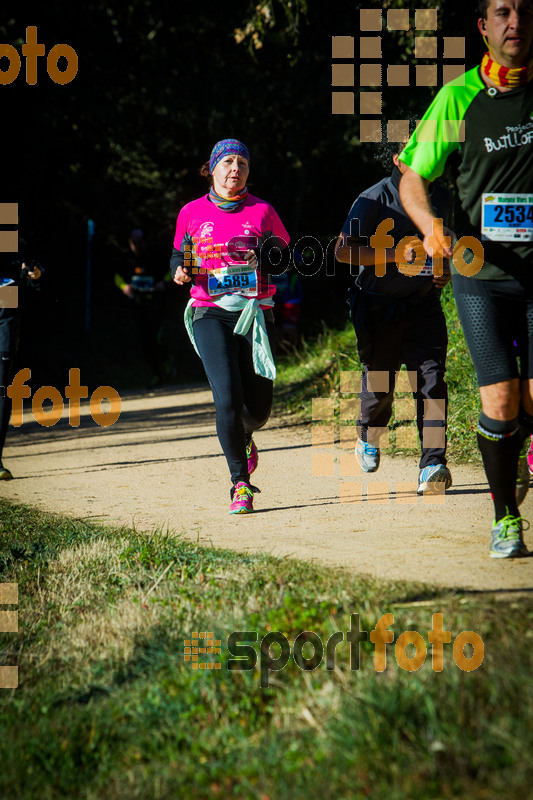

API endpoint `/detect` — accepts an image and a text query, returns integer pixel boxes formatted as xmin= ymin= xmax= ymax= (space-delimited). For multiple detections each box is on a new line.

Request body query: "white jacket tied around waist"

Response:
xmin=184 ymin=294 xmax=276 ymax=381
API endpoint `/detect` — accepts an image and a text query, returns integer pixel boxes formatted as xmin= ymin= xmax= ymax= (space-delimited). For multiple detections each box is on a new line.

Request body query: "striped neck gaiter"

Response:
xmin=208 ymin=185 xmax=249 ymax=212
xmin=481 ymin=51 xmax=533 ymax=88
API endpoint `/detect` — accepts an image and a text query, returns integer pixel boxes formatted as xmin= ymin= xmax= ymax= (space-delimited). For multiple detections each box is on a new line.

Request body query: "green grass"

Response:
xmin=1 ymin=501 xmax=532 ymax=799
xmin=275 ymin=283 xmax=481 ymax=463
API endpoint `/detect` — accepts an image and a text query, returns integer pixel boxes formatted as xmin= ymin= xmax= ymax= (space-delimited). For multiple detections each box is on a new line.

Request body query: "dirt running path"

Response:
xmin=1 ymin=384 xmax=532 ymax=593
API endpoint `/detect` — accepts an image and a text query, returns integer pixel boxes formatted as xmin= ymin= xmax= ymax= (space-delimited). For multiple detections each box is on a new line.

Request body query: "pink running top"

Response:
xmin=173 ymin=193 xmax=290 ymax=307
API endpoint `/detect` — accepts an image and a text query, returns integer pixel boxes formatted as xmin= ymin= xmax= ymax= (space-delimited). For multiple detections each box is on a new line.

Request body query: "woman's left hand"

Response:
xmin=244 ymin=249 xmax=258 ymax=269
xmin=173 ymin=266 xmax=192 ymax=285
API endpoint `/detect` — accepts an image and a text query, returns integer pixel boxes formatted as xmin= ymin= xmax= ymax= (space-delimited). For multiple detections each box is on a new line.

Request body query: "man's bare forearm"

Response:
xmin=400 ymin=167 xmax=454 ymax=258
xmin=399 ymin=167 xmax=435 ymax=238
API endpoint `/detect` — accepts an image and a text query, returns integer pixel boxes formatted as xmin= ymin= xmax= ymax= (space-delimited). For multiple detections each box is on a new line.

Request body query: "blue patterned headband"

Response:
xmin=209 ymin=139 xmax=250 ymax=172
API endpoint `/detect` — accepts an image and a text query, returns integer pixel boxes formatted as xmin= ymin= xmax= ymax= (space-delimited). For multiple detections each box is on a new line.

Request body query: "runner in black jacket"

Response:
xmin=336 ymin=141 xmax=453 ymax=494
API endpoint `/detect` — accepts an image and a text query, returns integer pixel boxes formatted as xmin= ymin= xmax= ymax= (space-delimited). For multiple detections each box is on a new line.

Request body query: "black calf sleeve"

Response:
xmin=477 ymin=414 xmax=520 ymax=520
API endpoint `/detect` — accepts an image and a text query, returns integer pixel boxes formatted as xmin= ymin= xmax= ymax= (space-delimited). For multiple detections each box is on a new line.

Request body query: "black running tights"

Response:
xmin=192 ymin=309 xmax=275 ymax=484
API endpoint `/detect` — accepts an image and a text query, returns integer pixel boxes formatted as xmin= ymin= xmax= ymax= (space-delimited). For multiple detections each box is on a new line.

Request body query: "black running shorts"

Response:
xmin=452 ymin=273 xmax=533 ymax=387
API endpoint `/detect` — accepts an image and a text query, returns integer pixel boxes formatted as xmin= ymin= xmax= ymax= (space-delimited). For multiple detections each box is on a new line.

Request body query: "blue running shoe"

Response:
xmin=417 ymin=464 xmax=452 ymax=495
xmin=490 ymin=515 xmax=529 ymax=558
xmin=355 ymin=439 xmax=380 ymax=473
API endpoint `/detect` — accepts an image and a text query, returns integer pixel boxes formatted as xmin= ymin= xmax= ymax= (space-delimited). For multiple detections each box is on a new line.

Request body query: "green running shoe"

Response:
xmin=489 ymin=515 xmax=529 ymax=559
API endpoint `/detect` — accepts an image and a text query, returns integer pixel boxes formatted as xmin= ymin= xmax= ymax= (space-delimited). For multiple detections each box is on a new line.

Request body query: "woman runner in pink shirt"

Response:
xmin=171 ymin=139 xmax=290 ymax=514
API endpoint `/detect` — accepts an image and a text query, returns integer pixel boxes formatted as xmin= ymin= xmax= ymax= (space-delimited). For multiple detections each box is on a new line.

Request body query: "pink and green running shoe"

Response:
xmin=246 ymin=437 xmax=259 ymax=475
xmin=229 ymin=481 xmax=255 ymax=514
xmin=527 ymin=436 xmax=533 ymax=477
xmin=516 ymin=437 xmax=531 ymax=505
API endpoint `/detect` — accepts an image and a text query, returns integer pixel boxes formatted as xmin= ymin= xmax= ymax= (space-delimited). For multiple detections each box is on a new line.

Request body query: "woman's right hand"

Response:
xmin=173 ymin=266 xmax=192 ymax=285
